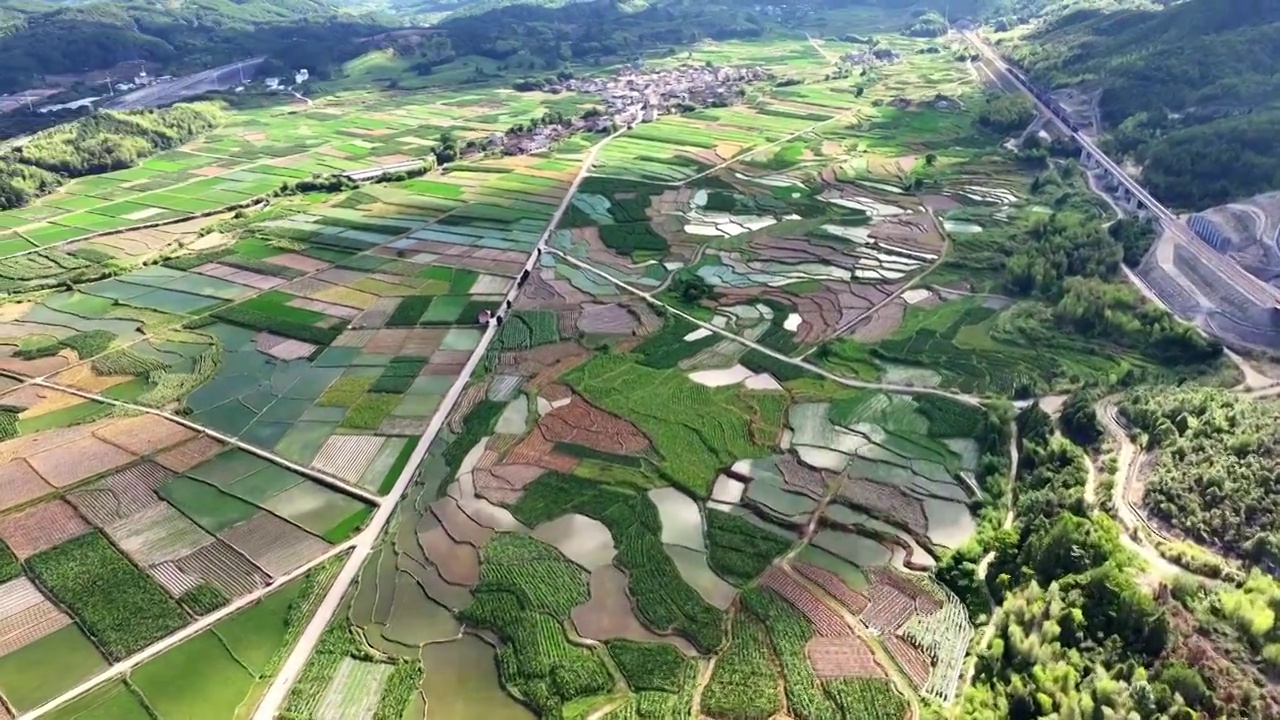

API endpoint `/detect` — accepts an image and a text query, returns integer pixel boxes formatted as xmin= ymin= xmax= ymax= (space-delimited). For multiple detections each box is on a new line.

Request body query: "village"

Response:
xmin=483 ymin=63 xmax=769 ymax=156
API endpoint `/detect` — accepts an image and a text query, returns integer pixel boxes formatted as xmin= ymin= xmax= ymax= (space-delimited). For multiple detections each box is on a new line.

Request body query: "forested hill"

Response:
xmin=1004 ymin=0 xmax=1280 ymax=210
xmin=0 ymin=0 xmax=396 ymax=92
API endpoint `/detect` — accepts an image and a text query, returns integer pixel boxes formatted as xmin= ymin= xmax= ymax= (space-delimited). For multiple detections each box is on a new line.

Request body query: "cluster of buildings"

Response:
xmin=566 ymin=64 xmax=768 ymax=126
xmin=109 ymin=69 xmax=174 ymax=94
xmin=478 ymin=64 xmax=766 ymax=157
xmin=259 ymin=69 xmax=309 ymax=92
xmin=841 ymin=47 xmax=901 ymax=67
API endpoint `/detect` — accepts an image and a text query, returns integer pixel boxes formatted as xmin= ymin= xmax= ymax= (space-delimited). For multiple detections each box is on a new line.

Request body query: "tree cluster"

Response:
xmin=0 ymin=0 xmax=393 ymax=93
xmin=1121 ymin=386 xmax=1280 ymax=559
xmin=0 ymin=101 xmax=224 ymax=210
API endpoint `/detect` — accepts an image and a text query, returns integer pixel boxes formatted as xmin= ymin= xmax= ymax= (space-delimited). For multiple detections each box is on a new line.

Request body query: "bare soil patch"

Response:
xmin=94 ymin=415 xmax=195 ymax=456
xmin=0 ymin=460 xmax=53 ymax=512
xmin=537 ymin=397 xmax=651 ymax=456
xmin=806 ymin=636 xmax=886 ymax=679
xmin=851 ymin=300 xmax=905 ymax=343
xmin=0 ymin=499 xmax=90 ymax=559
xmin=154 ymin=436 xmax=223 ymax=473
xmin=219 ymin=512 xmax=329 ymax=578
xmin=27 ymin=436 xmax=135 ymax=488
xmin=471 ymin=463 xmax=544 ymax=506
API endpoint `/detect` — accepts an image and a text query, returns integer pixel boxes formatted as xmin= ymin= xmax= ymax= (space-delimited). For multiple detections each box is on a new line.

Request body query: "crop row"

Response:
xmin=913 ymin=394 xmax=989 ymax=439
xmin=25 ymin=531 xmax=188 ymax=661
xmin=463 ymin=591 xmax=611 ymax=715
xmin=565 ymin=353 xmax=767 ymax=496
xmin=211 ymin=305 xmax=343 ymax=346
xmin=700 ymin=612 xmax=781 ymax=720
xmin=741 ymin=587 xmax=843 ymax=720
xmin=472 ymin=534 xmax=589 ymax=619
xmin=630 ymin=316 xmax=719 ymax=370
xmin=179 ymin=584 xmax=229 ymax=616
xmin=511 ymin=473 xmax=725 ymax=652
xmin=606 ymin=639 xmax=695 ymax=694
xmin=374 ymin=661 xmax=423 ymax=720
xmin=16 ymin=329 xmax=115 ymax=361
xmin=899 ymin=585 xmax=973 ymax=704
xmin=281 ymin=615 xmax=377 ymax=717
xmin=823 ymin=678 xmax=908 ymax=720
xmin=705 ymin=509 xmax=792 ymax=586
xmin=371 ymin=357 xmax=428 ymax=394
xmin=92 ymin=348 xmax=170 ymax=377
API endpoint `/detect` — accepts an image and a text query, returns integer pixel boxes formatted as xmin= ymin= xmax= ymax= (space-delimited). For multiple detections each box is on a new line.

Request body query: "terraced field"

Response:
xmin=0 ymin=19 xmax=1040 ymax=720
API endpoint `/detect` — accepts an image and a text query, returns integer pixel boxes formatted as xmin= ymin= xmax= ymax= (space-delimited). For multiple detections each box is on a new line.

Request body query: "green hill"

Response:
xmin=0 ymin=0 xmax=395 ymax=92
xmin=1004 ymin=0 xmax=1280 ymax=210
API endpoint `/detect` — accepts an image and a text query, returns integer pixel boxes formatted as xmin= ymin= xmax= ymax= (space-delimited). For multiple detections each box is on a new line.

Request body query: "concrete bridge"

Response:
xmin=965 ymin=31 xmax=1280 ymax=344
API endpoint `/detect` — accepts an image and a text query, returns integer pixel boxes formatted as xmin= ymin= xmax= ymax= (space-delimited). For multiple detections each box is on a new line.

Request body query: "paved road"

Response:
xmin=108 ymin=58 xmax=264 ymax=111
xmin=1096 ymin=400 xmax=1181 ymax=580
xmin=963 ymin=31 xmax=1280 ymax=307
xmin=248 ymin=137 xmax=614 ymax=720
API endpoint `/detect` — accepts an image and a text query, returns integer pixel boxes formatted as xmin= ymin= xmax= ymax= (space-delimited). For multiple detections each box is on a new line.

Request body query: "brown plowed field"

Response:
xmin=577 ymin=303 xmax=638 ymax=335
xmin=570 ymin=565 xmax=698 ymax=656
xmin=866 ymin=567 xmax=943 ymax=613
xmin=0 ymin=500 xmax=90 ymax=559
xmin=778 ymin=455 xmax=831 ymax=498
xmin=0 ymin=460 xmax=53 ymax=512
xmin=418 ymin=523 xmax=479 ymax=587
xmin=838 ymin=479 xmax=927 ymax=536
xmin=27 ymin=435 xmax=135 ymax=488
xmin=850 ymin=301 xmax=905 ymax=344
xmin=0 ymin=602 xmax=72 ymax=658
xmin=793 ymin=562 xmax=870 ymax=617
xmin=446 ymin=382 xmax=490 ymax=434
xmin=537 ymin=398 xmax=651 ymax=455
xmin=472 ymin=463 xmax=544 ymax=506
xmin=67 ymin=461 xmax=170 ymax=526
xmin=758 ymin=568 xmax=852 ymax=638
xmin=219 ymin=512 xmax=329 ymax=578
xmin=806 ymin=636 xmax=885 ymax=679
xmin=0 ymin=419 xmax=114 ymax=465
xmin=883 ymin=634 xmax=932 ymax=689
xmin=862 ymin=585 xmax=915 ymax=633
xmin=173 ymin=540 xmax=269 ymax=597
xmin=154 ymin=436 xmax=223 ymax=473
xmin=503 ymin=428 xmax=579 ymax=474
xmin=93 ymin=415 xmax=195 ymax=456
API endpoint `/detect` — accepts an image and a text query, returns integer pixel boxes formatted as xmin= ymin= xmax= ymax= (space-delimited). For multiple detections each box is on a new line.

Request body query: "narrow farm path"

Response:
xmin=546 ymin=248 xmax=986 ymax=407
xmin=1097 ymin=399 xmax=1181 ymax=582
xmin=783 ymin=565 xmax=920 ymax=720
xmin=957 ymin=423 xmax=1016 ymax=702
xmin=247 ymin=135 xmax=616 ymax=720
xmin=804 ymin=32 xmax=839 ymax=65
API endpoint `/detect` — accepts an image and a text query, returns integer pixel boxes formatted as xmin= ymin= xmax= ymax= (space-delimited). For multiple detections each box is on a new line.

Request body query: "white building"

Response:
xmin=264 ymin=77 xmax=281 ymax=89
xmin=295 ymin=68 xmax=309 ymax=84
